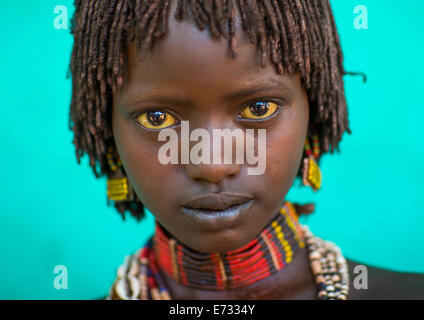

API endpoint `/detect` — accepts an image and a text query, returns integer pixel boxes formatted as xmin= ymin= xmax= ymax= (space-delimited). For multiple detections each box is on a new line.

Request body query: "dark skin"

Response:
xmin=110 ymin=2 xmax=424 ymax=299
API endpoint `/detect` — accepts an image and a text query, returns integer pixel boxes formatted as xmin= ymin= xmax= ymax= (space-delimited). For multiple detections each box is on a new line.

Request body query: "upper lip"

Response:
xmin=182 ymin=193 xmax=253 ymax=211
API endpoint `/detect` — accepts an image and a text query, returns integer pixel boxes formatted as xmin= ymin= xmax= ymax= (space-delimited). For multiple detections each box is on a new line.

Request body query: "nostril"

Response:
xmin=185 ymin=163 xmax=242 ymax=184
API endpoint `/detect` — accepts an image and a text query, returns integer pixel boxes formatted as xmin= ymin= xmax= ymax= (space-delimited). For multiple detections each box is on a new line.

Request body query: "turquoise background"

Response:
xmin=0 ymin=0 xmax=423 ymax=299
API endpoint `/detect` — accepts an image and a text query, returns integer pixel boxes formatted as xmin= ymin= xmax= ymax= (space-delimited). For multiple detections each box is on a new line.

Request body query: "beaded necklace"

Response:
xmin=107 ymin=202 xmax=349 ymax=300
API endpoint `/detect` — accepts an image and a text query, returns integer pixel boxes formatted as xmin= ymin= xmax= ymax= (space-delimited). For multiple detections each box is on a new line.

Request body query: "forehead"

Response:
xmin=123 ymin=2 xmax=294 ymax=95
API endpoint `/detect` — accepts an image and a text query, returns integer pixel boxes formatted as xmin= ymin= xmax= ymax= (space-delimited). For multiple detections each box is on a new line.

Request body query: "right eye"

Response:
xmin=136 ymin=111 xmax=179 ymax=130
xmin=239 ymin=100 xmax=280 ymax=120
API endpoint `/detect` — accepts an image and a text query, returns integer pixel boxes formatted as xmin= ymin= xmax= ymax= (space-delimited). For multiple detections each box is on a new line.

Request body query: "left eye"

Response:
xmin=239 ymin=101 xmax=280 ymax=120
xmin=136 ymin=110 xmax=179 ymax=130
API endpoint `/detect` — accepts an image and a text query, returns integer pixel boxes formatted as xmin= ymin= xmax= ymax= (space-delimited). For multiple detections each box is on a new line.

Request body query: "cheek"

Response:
xmin=112 ymin=108 xmax=179 ymax=214
xmin=264 ymin=108 xmax=308 ymax=191
xmin=263 ymin=141 xmax=297 ymax=203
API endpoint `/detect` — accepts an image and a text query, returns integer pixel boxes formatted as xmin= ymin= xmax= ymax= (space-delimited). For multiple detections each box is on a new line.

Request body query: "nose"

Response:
xmin=183 ymin=124 xmax=243 ymax=183
xmin=185 ymin=162 xmax=242 ymax=183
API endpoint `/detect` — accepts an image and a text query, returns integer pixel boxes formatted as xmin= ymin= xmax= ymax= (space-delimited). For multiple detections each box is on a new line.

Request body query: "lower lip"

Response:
xmin=181 ymin=200 xmax=254 ymax=232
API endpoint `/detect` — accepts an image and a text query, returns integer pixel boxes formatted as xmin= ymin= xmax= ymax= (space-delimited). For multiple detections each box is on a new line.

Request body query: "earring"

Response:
xmin=302 ymin=134 xmax=322 ymax=191
xmin=106 ymin=147 xmax=135 ymax=203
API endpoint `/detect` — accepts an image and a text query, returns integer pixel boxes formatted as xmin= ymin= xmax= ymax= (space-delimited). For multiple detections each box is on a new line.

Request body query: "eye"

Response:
xmin=136 ymin=110 xmax=179 ymax=130
xmin=239 ymin=100 xmax=280 ymax=120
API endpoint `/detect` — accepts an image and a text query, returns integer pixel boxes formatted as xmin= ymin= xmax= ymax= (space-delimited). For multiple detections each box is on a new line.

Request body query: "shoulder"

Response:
xmin=346 ymin=258 xmax=424 ymax=299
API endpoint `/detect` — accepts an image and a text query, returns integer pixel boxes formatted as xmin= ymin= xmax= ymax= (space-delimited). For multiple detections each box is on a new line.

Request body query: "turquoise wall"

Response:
xmin=0 ymin=0 xmax=423 ymax=299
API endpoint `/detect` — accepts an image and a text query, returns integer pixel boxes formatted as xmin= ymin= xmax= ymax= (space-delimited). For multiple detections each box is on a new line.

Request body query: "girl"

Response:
xmin=69 ymin=0 xmax=424 ymax=299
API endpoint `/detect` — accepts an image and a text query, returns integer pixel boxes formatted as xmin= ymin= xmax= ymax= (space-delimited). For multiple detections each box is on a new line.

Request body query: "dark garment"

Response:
xmin=346 ymin=259 xmax=424 ymax=299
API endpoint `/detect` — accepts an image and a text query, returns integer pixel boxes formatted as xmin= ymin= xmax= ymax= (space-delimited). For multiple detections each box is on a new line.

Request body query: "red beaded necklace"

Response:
xmin=107 ymin=201 xmax=350 ymax=300
xmin=153 ymin=201 xmax=306 ymax=290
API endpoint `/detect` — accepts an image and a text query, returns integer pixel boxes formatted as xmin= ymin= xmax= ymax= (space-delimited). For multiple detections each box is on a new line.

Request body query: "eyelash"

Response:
xmin=237 ymin=98 xmax=284 ymax=122
xmin=132 ymin=108 xmax=181 ymax=132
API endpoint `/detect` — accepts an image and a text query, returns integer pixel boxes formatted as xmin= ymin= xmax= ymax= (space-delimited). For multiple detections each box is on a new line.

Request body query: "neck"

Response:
xmin=152 ymin=201 xmax=307 ymax=292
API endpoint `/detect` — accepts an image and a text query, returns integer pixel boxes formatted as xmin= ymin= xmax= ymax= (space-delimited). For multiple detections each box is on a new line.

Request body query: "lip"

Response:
xmin=181 ymin=193 xmax=254 ymax=231
xmin=182 ymin=193 xmax=254 ymax=211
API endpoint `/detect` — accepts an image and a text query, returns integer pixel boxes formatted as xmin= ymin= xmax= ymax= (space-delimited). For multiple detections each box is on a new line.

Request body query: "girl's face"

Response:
xmin=112 ymin=5 xmax=309 ymax=253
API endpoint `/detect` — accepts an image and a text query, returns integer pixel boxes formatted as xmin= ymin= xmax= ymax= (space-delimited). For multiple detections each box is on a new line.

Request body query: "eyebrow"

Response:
xmin=127 ymin=95 xmax=194 ymax=108
xmin=126 ymin=79 xmax=290 ymax=108
xmin=223 ymin=80 xmax=290 ymax=100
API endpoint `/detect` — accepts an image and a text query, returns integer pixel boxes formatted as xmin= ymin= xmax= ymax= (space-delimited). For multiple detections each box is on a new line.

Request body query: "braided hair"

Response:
xmin=69 ymin=0 xmax=351 ymax=220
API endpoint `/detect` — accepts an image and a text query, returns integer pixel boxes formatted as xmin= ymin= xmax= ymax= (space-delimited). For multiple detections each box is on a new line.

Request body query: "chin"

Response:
xmin=181 ymin=228 xmax=255 ymax=254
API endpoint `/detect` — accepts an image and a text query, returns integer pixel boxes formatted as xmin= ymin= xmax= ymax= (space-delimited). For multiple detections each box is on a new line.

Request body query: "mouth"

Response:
xmin=181 ymin=193 xmax=254 ymax=231
xmin=182 ymin=193 xmax=253 ymax=211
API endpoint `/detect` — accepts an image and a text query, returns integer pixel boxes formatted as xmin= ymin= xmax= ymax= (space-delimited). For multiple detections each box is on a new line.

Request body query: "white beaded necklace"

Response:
xmin=302 ymin=225 xmax=350 ymax=299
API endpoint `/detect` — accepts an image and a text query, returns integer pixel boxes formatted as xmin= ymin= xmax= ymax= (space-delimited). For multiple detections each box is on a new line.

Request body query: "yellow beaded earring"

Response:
xmin=302 ymin=134 xmax=322 ymax=191
xmin=106 ymin=147 xmax=135 ymax=203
